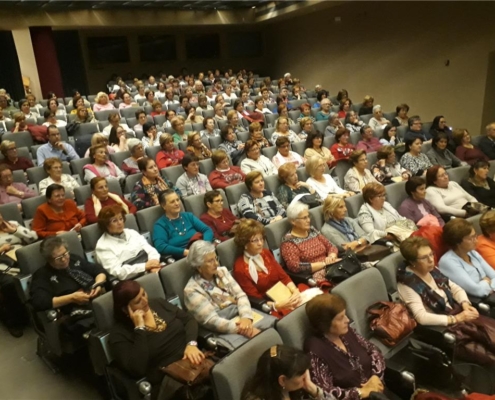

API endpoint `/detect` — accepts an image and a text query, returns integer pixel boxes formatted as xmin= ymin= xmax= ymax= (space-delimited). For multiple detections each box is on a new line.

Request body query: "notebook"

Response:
xmin=232 ymin=311 xmax=264 ymax=325
xmin=266 ymin=281 xmax=292 ymax=303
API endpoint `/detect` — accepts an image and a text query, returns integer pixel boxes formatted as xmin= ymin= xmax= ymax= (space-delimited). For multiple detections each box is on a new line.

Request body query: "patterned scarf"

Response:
xmin=141 ymin=175 xmax=169 ymax=206
xmin=66 ymin=265 xmax=94 ymax=290
xmin=243 ymin=251 xmax=268 ymax=284
xmin=397 ymin=263 xmax=456 ymax=314
xmin=326 ymin=219 xmax=359 ymax=242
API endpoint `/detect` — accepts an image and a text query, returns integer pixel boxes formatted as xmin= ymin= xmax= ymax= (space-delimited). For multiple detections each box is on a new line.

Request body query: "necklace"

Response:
xmin=167 ymin=215 xmax=187 ymax=236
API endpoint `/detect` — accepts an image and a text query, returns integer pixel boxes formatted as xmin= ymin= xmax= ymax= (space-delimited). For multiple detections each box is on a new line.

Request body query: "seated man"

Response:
xmin=30 ymin=236 xmax=107 ymax=335
xmin=36 ymin=125 xmax=80 ymax=166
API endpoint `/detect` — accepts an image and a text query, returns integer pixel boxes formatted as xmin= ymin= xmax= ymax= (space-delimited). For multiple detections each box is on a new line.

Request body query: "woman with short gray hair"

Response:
xmin=184 ymin=240 xmax=276 ymax=350
xmin=281 ymin=202 xmax=338 ymax=287
xmin=121 ymin=138 xmax=145 ymax=175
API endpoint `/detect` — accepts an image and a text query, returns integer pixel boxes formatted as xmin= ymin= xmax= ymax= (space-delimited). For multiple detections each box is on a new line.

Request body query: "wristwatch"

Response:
xmin=357 ymin=239 xmax=362 ymax=246
xmin=187 ymin=340 xmax=198 ymax=347
xmin=356 ymin=388 xmax=363 ymax=399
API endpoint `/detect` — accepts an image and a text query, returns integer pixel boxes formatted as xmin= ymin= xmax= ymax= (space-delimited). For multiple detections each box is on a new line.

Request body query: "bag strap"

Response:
xmin=366 ymin=301 xmax=393 ymax=316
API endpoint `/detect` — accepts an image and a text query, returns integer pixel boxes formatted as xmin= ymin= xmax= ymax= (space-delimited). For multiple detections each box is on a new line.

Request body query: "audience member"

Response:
xmin=426 ymin=132 xmax=465 ymax=169
xmin=344 ymin=150 xmax=379 ymax=192
xmin=344 ymin=110 xmax=364 ymax=134
xmin=142 ymin=122 xmax=162 ymax=149
xmin=306 ymin=156 xmax=353 ymax=199
xmin=186 ymin=132 xmax=212 ymax=160
xmin=368 ymin=105 xmax=391 ymax=131
xmin=304 ymin=131 xmax=334 ymax=167
xmin=0 ymin=164 xmax=35 ymax=210
xmin=102 ymin=113 xmax=132 ymax=137
xmin=0 ymin=141 xmax=33 ymax=171
xmin=324 ymin=113 xmax=344 ymax=137
xmin=330 ymin=128 xmax=355 ymax=162
xmin=400 ymin=137 xmax=432 ymax=176
xmin=355 ymin=125 xmax=382 ymax=153
xmin=37 ymin=125 xmax=80 ymax=166
xmin=453 ymin=128 xmax=490 ymax=165
xmin=461 ymin=160 xmax=495 ymax=208
xmin=155 ymin=134 xmax=184 ymax=169
xmin=249 ymin=122 xmax=271 ymax=149
xmin=479 ymin=122 xmax=495 ymax=160
xmin=218 ymin=126 xmax=245 ymax=165
xmin=121 ymin=139 xmax=144 ymax=175
xmin=371 ymin=145 xmax=410 ymax=185
xmin=399 ymin=177 xmax=444 ymax=227
xmin=272 ymin=136 xmax=304 ymax=169
xmin=477 ymin=210 xmax=495 ymax=269
xmin=199 ymin=190 xmax=238 ymax=242
xmin=176 ymin=154 xmax=212 ymax=197
xmin=358 ymin=95 xmax=374 ymax=116
xmin=392 ymin=103 xmax=409 ymax=127
xmin=241 ymin=140 xmax=277 ymax=177
xmin=277 ymin=162 xmax=320 ymax=209
xmin=83 ymin=144 xmax=125 ymax=184
xmin=271 ymin=117 xmax=301 ymax=145
xmin=84 ymin=177 xmax=136 ymax=224
xmin=404 ymin=116 xmax=431 ymax=142
xmin=39 ymin=157 xmax=79 ymax=197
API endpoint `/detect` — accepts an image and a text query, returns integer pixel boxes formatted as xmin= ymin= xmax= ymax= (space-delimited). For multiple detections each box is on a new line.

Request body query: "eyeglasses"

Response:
xmin=464 ymin=235 xmax=478 ymax=242
xmin=296 ymin=215 xmax=311 ymax=220
xmin=110 ymin=217 xmax=124 ymax=224
xmin=374 ymin=194 xmax=386 ymax=199
xmin=416 ymin=252 xmax=434 ymax=261
xmin=53 ymin=250 xmax=70 ymax=262
xmin=250 ymin=237 xmax=264 ymax=244
xmin=212 ymin=199 xmax=223 ymax=203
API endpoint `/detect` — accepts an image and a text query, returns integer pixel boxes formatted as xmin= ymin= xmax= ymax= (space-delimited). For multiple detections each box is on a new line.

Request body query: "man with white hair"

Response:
xmin=284 ymin=73 xmax=293 ymax=85
xmin=315 ymin=84 xmax=322 ymax=93
xmin=479 ymin=122 xmax=495 ymax=160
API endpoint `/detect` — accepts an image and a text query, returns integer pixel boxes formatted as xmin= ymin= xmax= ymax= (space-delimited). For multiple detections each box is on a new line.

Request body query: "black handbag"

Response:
xmin=325 ymin=250 xmax=362 ymax=283
xmin=0 ymin=254 xmax=17 ymax=274
xmin=123 ymin=250 xmax=148 ymax=265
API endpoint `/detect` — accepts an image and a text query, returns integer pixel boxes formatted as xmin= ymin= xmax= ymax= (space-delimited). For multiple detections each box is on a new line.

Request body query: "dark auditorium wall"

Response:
xmin=0 ymin=31 xmax=24 ymax=100
xmin=77 ymin=27 xmax=268 ymax=94
xmin=265 ymin=1 xmax=495 ymax=135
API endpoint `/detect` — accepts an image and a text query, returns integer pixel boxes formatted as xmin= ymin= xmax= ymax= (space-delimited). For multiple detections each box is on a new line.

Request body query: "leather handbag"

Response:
xmin=122 ymin=250 xmax=148 ymax=265
xmin=366 ymin=301 xmax=417 ymax=346
xmin=161 ymin=351 xmax=216 ymax=386
xmin=356 ymin=245 xmax=391 ymax=262
xmin=325 ymin=250 xmax=362 ymax=283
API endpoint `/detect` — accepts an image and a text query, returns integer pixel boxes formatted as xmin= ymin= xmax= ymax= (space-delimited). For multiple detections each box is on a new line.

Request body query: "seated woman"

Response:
xmin=277 ymin=163 xmax=321 ymax=209
xmin=73 ymin=106 xmax=96 ymax=124
xmin=200 ymin=190 xmax=238 ymax=242
xmin=110 ymin=280 xmax=204 ymax=400
xmin=321 ymin=196 xmax=378 ymax=250
xmin=392 ymin=103 xmax=409 ymax=127
xmin=357 ymin=183 xmax=409 ymax=241
xmin=281 ymin=202 xmax=337 ymax=286
xmin=337 ymin=98 xmax=352 ymax=119
xmin=355 ymin=125 xmax=382 ymax=153
xmin=242 ymin=345 xmax=333 ymax=400
xmin=141 ymin=123 xmax=162 ymax=150
xmin=83 ymin=144 xmax=125 ymax=184
xmin=39 ymin=157 xmax=80 ymax=198
xmin=0 ymin=140 xmax=33 ymax=171
xmin=380 ymin=125 xmax=402 ymax=146
xmin=32 ymin=184 xmax=86 ymax=239
xmin=217 ymin=127 xmax=245 ymax=166
xmin=249 ymin=122 xmax=271 ymax=149
xmin=0 ymin=210 xmax=37 ymax=337
xmin=368 ymin=105 xmax=391 ymax=132
xmin=306 ymin=293 xmax=395 ymax=400
xmin=0 ymin=165 xmax=36 ymax=210
xmin=85 ymin=177 xmax=136 ymax=224
xmin=226 ymin=110 xmax=247 ymax=135
xmin=30 ymin=236 xmax=106 ymax=334
xmin=425 ymin=165 xmax=478 ymax=218
xmin=234 ymin=219 xmax=307 ymax=316
xmin=208 ymin=150 xmax=245 ymax=190
xmin=371 ymin=146 xmax=410 ymax=185
xmin=254 ymin=97 xmax=273 ymax=115
xmin=359 ymin=95 xmax=374 ymax=116
xmin=400 ymin=137 xmax=433 ymax=176
xmin=477 ymin=210 xmax=495 ymax=269
xmin=306 ymin=156 xmax=353 ymax=200
xmin=176 ymin=155 xmax=212 ymax=198
xmin=93 ymin=92 xmax=115 ymax=112
xmin=277 ymin=104 xmax=296 ymax=126
xmin=95 ymin=205 xmax=160 ymax=280
xmin=461 ymin=160 xmax=495 ymax=208
xmin=186 ymin=132 xmax=212 ymax=160
xmin=426 ymin=132 xmax=465 ymax=169
xmin=153 ymin=190 xmax=213 ymax=259
xmin=304 ymin=131 xmax=334 ymax=167
xmin=271 ymin=117 xmax=302 ymax=145
xmin=398 ymin=177 xmax=444 ymax=227
xmin=184 ymin=240 xmax=276 ymax=350
xmin=92 ymin=131 xmax=119 ymax=156
xmin=200 ymin=117 xmax=220 ymax=138
xmin=240 ymin=140 xmax=278 ymax=177
xmin=345 ymin=111 xmax=365 ymax=134
xmin=430 ymin=115 xmax=454 ymax=146
xmin=214 ymin=103 xmax=227 ymax=122
xmin=324 ymin=113 xmax=344 ymax=137
xmin=272 ymin=136 xmax=305 ymax=169
xmin=121 ymin=139 xmax=145 ymax=176
xmin=131 ymin=158 xmax=178 ymax=211
xmin=439 ymin=218 xmax=495 ymax=298
xmin=238 ymin=171 xmax=286 ymax=225
xmin=297 ymin=103 xmax=315 ymax=124
xmin=330 ymin=128 xmax=355 ymax=162
xmin=454 ymin=128 xmax=489 ymax=166
xmin=171 ymin=116 xmax=190 ymax=144
xmin=344 ymin=150 xmax=380 ymax=193
xmin=299 ymin=117 xmax=315 ymax=142
xmin=155 ymin=134 xmax=184 ymax=170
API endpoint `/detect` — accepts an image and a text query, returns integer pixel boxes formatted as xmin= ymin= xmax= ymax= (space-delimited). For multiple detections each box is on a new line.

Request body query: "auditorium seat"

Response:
xmin=224 ymin=182 xmax=249 ymax=216
xmin=120 ymin=107 xmax=141 ymax=119
xmin=70 ymin=157 xmax=91 ymax=182
xmin=261 ymin=145 xmax=277 ymax=159
xmin=2 ymin=131 xmax=34 ymax=149
xmin=161 ymin=165 xmax=184 ymax=184
xmin=26 ymin=162 xmax=72 ymax=188
xmin=198 ymin=158 xmax=214 ymax=176
xmin=385 ymin=181 xmax=408 ymax=211
xmin=124 ymin=172 xmax=143 ymax=194
xmin=446 ymin=165 xmax=470 ymax=183
xmin=21 ymin=195 xmax=46 ymax=227
xmin=264 ymin=113 xmax=277 ymax=128
xmin=109 ymin=151 xmax=131 ymax=168
xmin=309 ymin=205 xmax=324 ymax=231
xmin=344 ymin=193 xmax=364 ymax=219
xmin=291 ymin=141 xmax=305 ymax=157
xmin=0 ymin=202 xmax=24 ymax=225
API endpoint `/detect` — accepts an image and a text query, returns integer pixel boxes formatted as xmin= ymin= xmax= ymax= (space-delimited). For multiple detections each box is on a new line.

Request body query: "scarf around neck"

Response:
xmin=244 ymin=251 xmax=268 ymax=284
xmin=93 ymin=192 xmax=129 ymax=216
xmin=327 ymin=218 xmax=359 ymax=242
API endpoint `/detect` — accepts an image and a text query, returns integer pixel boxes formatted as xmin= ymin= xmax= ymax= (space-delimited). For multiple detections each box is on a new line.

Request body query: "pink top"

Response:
xmin=93 ymin=103 xmax=116 ymax=112
xmin=0 ymin=183 xmax=36 ymax=205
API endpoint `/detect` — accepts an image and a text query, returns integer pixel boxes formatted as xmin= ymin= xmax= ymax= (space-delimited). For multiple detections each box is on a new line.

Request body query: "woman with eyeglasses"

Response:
xmin=344 ymin=150 xmax=380 ymax=193
xmin=272 ymin=136 xmax=305 ymax=169
xmin=306 ymin=156 xmax=354 ymax=200
xmin=200 ymin=190 xmax=238 ymax=242
xmin=186 ymin=132 xmax=212 ymax=160
xmin=241 ymin=140 xmax=278 ymax=177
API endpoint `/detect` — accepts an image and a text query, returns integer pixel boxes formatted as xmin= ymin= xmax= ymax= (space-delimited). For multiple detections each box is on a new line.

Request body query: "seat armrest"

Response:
xmin=160 ymin=255 xmax=176 ymax=265
xmin=467 ymin=295 xmax=491 ymax=315
xmin=248 ymin=296 xmax=271 ymax=313
xmin=284 ymin=270 xmax=317 ymax=287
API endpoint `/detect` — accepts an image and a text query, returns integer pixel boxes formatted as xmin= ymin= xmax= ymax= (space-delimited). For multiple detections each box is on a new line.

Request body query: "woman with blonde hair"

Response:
xmin=226 ymin=109 xmax=247 ymax=133
xmin=277 ymin=162 xmax=320 ymax=209
xmin=186 ymin=132 xmax=212 ymax=160
xmin=84 ymin=133 xmax=115 ymax=157
xmin=305 ymin=156 xmax=353 ymax=200
xmin=93 ymin=92 xmax=115 ymax=112
xmin=271 ymin=117 xmax=301 ymax=145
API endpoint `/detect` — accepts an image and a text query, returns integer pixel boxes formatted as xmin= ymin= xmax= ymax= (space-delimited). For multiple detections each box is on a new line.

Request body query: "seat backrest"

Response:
xmin=349 ymin=132 xmax=361 ymax=145
xmin=0 ymin=203 xmax=24 ymax=225
xmin=360 ymin=114 xmax=373 ymax=124
xmin=21 ymin=195 xmax=46 ymax=219
xmin=276 ymin=304 xmax=311 ymax=350
xmin=109 ymin=150 xmax=131 ymax=168
xmin=446 ymin=165 xmax=470 ymax=184
xmin=70 ymin=157 xmax=92 ymax=181
xmin=467 ymin=214 xmax=482 ymax=235
xmin=17 ymin=231 xmax=84 ymax=276
xmin=145 ymin=145 xmax=161 ymax=161
xmin=263 ymin=127 xmax=275 ymax=143
xmin=264 ymin=218 xmax=291 ymax=264
xmin=124 ymin=172 xmax=143 ymax=194
xmin=385 ymin=181 xmax=407 ymax=212
xmin=225 ymin=182 xmax=249 ymax=215
xmin=161 ymin=165 xmax=184 ymax=184
xmin=2 ymin=131 xmax=34 ymax=148
xmin=261 ymin=146 xmax=277 ymax=160
xmin=375 ymin=252 xmax=403 ymax=301
xmin=264 ymin=174 xmax=281 ymax=195
xmin=26 ymin=163 xmax=72 ymax=187
xmin=331 ymin=159 xmax=352 ymax=189
xmin=199 ymin=158 xmax=214 ymax=176
xmin=309 ymin=205 xmax=324 ymax=231
xmin=183 ymin=190 xmax=228 ymax=215
xmin=344 ymin=194 xmax=364 ymax=219
xmin=216 ymin=238 xmax=238 ymax=272
xmin=136 ymin=205 xmax=163 ymax=236
xmin=212 ymin=328 xmax=283 ymax=400
xmin=296 ymin=167 xmax=309 ymax=183
xmin=158 ymin=258 xmax=191 ymax=308
xmin=291 ymin=141 xmax=306 ymax=157
xmin=367 ymin=151 xmax=377 ymax=167
xmin=79 ymin=122 xmax=99 ymax=136
xmin=332 ymin=268 xmax=388 ymax=339
xmin=12 ymin=169 xmax=28 ymax=184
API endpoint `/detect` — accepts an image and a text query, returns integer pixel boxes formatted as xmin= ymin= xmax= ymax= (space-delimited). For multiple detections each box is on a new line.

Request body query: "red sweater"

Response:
xmin=233 ymin=249 xmax=292 ymax=299
xmin=32 ymin=200 xmax=86 ymax=238
xmin=199 ymin=209 xmax=237 ymax=242
xmin=156 ymin=149 xmax=185 ymax=170
xmin=84 ymin=194 xmax=137 ymax=224
xmin=208 ymin=167 xmax=245 ymax=189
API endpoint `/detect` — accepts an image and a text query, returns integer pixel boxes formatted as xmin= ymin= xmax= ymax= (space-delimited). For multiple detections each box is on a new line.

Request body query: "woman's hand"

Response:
xmin=269 ymin=216 xmax=283 ymax=224
xmin=457 ymin=309 xmax=479 ymax=323
xmin=1 ymin=220 xmax=17 ymax=233
xmin=342 ymin=241 xmax=358 ymax=251
xmin=236 ymin=317 xmax=253 ymax=337
xmin=0 ymin=243 xmax=12 ymax=253
xmin=462 ymin=302 xmax=479 ymax=316
xmin=325 ymin=253 xmax=338 ymax=265
xmin=482 ymin=277 xmax=492 ymax=285
xmin=145 ymin=259 xmax=160 ymax=271
xmin=89 ymin=285 xmax=102 ymax=298
xmin=127 ymin=305 xmax=145 ymax=328
xmin=276 ymin=291 xmax=301 ymax=311
xmin=6 ymin=186 xmax=22 ymax=197
xmin=183 ymin=345 xmax=205 ymax=365
xmin=301 ymin=370 xmax=319 ymax=398
xmin=360 ymin=375 xmax=384 ymax=398
xmin=72 ymin=223 xmax=82 ymax=232
xmin=72 ymin=290 xmax=91 ymax=305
